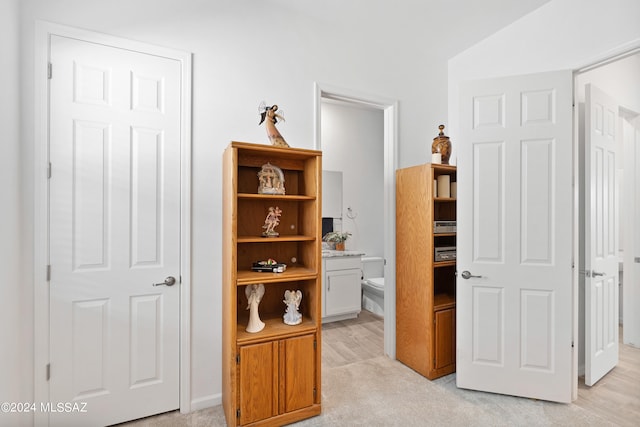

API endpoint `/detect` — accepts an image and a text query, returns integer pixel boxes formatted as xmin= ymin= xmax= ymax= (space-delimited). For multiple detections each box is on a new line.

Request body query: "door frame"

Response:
xmin=313 ymin=82 xmax=398 ymax=358
xmin=33 ymin=21 xmax=193 ymax=424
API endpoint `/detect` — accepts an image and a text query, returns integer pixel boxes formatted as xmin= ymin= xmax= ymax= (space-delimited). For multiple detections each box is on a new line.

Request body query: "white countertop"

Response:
xmin=322 ymin=250 xmax=365 ymax=258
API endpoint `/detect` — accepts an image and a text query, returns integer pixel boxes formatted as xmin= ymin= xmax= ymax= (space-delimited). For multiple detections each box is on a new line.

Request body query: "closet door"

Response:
xmin=457 ymin=70 xmax=573 ymax=403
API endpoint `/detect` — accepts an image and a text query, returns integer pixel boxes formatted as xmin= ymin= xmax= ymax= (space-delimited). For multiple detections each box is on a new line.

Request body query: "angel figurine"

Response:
xmin=259 ymin=102 xmax=289 ymax=147
xmin=283 ymin=290 xmax=302 ymax=325
xmin=245 ymin=283 xmax=266 ymax=333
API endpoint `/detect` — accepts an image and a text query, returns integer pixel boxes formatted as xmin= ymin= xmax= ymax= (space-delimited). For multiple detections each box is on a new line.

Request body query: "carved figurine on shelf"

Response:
xmin=245 ymin=283 xmax=266 ymax=333
xmin=432 ymin=124 xmax=452 ymax=165
xmin=262 ymin=206 xmax=282 ymax=237
xmin=257 ymin=162 xmax=286 ymax=195
xmin=258 ymin=102 xmax=289 ymax=147
xmin=283 ymin=290 xmax=303 ymax=326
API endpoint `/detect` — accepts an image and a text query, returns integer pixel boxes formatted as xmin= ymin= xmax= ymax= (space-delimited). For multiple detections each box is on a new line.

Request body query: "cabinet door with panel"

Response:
xmin=280 ymin=334 xmax=316 ymax=414
xmin=323 ymin=256 xmax=362 ymax=321
xmin=238 ymin=334 xmax=317 ymax=425
xmin=239 ymin=342 xmax=278 ymax=425
xmin=434 ymin=308 xmax=456 ymax=371
xmin=325 ymin=269 xmax=361 ymax=317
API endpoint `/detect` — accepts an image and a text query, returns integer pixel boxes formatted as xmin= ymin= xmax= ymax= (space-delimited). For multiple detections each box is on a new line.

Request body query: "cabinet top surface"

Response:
xmin=431 ymin=163 xmax=457 ymax=171
xmin=400 ymin=162 xmax=456 ymax=171
xmin=322 ymin=250 xmax=365 ymax=258
xmin=227 ymin=141 xmax=322 ymax=157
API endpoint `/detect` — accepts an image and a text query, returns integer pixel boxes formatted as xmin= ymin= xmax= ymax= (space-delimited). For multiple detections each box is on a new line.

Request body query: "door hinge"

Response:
xmin=236 ymin=354 xmax=240 ymax=364
xmin=313 ymin=340 xmax=317 ymax=350
xmin=313 ymin=388 xmax=317 ymax=399
xmin=47 ymin=63 xmax=52 ymax=79
xmin=46 ymin=363 xmax=50 ymax=381
xmin=236 ymin=408 xmax=240 ymax=418
xmin=46 ymin=265 xmax=51 ymax=282
xmin=571 ymin=341 xmax=575 ymax=348
xmin=47 ymin=162 xmax=52 ymax=179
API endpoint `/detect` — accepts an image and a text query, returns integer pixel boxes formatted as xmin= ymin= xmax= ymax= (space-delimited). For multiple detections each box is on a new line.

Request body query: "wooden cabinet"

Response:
xmin=238 ymin=334 xmax=316 ymax=425
xmin=223 ymin=142 xmax=322 ymax=426
xmin=396 ymin=163 xmax=456 ymax=380
xmin=322 ymin=256 xmax=362 ymax=322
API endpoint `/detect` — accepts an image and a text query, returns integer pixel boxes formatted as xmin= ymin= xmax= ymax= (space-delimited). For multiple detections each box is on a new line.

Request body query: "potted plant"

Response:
xmin=322 ymin=231 xmax=352 ymax=251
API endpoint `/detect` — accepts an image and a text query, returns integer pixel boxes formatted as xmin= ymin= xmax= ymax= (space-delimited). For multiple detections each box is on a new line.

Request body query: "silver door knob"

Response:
xmin=591 ymin=271 xmax=605 ymax=277
xmin=461 ymin=271 xmax=482 ymax=280
xmin=153 ymin=276 xmax=176 ymax=287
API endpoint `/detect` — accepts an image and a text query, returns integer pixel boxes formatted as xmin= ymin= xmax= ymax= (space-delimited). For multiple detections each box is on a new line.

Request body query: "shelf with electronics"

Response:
xmin=222 ymin=141 xmax=322 ymax=426
xmin=396 ymin=160 xmax=457 ymax=380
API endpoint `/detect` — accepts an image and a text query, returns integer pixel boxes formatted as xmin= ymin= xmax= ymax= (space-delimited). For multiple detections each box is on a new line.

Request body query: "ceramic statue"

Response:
xmin=262 ymin=206 xmax=282 ymax=237
xmin=283 ymin=290 xmax=303 ymax=326
xmin=245 ymin=283 xmax=266 ymax=333
xmin=259 ymin=102 xmax=289 ymax=147
xmin=257 ymin=162 xmax=285 ymax=195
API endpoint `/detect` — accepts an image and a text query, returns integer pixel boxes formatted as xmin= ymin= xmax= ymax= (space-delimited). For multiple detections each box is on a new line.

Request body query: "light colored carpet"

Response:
xmin=124 ymin=355 xmax=621 ymax=426
xmin=290 ymin=356 xmax=609 ymax=427
xmin=122 ymin=312 xmax=639 ymax=426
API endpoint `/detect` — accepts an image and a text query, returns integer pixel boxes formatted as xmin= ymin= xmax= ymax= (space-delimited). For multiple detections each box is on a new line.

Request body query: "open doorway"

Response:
xmin=314 ymin=83 xmax=398 ymax=359
xmin=574 ymin=51 xmax=640 ymax=379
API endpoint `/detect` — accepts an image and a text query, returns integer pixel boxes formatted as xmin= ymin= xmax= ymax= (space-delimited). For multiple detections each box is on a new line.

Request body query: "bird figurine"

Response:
xmin=259 ymin=102 xmax=289 ymax=147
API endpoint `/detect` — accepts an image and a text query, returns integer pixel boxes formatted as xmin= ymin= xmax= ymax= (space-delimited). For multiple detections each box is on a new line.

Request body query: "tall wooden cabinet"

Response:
xmin=223 ymin=142 xmax=322 ymax=426
xmin=396 ymin=163 xmax=456 ymax=380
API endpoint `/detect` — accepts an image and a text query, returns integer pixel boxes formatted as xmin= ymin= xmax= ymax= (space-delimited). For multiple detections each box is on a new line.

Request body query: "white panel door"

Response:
xmin=623 ymin=115 xmax=640 ymax=346
xmin=458 ymin=71 xmax=574 ymax=403
xmin=49 ymin=35 xmax=181 ymax=426
xmin=584 ymin=84 xmax=619 ymax=386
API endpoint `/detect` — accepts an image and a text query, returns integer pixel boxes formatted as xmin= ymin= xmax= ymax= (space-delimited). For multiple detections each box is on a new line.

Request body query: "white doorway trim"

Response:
xmin=313 ymin=82 xmax=398 ymax=358
xmin=33 ymin=21 xmax=193 ymax=424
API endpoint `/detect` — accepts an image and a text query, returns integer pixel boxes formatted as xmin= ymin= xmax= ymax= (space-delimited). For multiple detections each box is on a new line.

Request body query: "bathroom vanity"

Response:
xmin=322 ymin=251 xmax=364 ymax=323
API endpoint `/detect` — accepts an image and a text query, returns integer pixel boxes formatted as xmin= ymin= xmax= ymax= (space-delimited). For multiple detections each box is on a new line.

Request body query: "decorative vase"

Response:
xmin=335 ymin=242 xmax=345 ymax=251
xmin=432 ymin=124 xmax=452 ymax=165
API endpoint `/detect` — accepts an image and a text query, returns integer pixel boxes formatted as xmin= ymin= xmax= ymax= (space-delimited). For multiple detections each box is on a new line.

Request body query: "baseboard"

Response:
xmin=190 ymin=393 xmax=221 ymax=412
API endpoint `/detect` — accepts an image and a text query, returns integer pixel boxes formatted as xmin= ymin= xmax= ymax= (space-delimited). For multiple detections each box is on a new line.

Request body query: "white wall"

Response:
xmin=0 ymin=0 xmax=29 ymax=425
xmin=321 ymin=101 xmax=384 ymax=257
xmin=13 ymin=0 xmax=555 ymax=413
